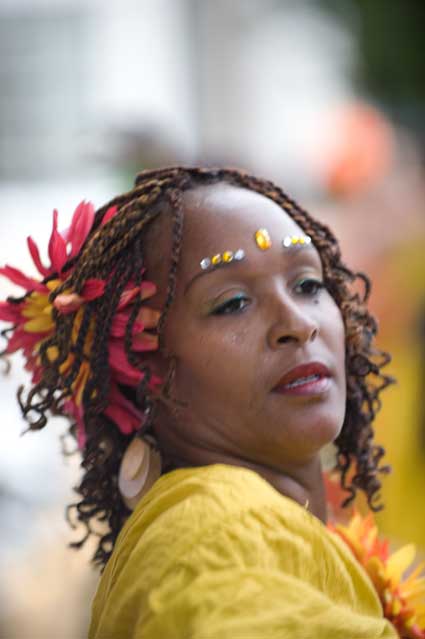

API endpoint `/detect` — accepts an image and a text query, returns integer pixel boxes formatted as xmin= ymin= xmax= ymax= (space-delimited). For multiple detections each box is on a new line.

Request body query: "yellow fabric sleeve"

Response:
xmin=89 ymin=464 xmax=397 ymax=639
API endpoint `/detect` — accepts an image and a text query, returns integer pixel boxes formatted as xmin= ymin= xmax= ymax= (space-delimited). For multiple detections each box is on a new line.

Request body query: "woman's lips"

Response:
xmin=272 ymin=362 xmax=331 ymax=397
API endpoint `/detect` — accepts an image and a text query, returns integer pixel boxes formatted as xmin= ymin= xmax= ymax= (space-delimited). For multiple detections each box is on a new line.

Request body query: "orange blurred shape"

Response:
xmin=323 ymin=103 xmax=394 ymax=198
xmin=324 ymin=468 xmax=357 ymax=524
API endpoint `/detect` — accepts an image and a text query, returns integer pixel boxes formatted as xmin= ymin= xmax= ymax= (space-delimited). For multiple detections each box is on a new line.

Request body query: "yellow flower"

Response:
xmin=329 ymin=511 xmax=425 ymax=638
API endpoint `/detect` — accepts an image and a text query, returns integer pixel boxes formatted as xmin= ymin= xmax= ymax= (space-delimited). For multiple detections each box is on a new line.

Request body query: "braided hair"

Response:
xmin=7 ymin=166 xmax=393 ymax=567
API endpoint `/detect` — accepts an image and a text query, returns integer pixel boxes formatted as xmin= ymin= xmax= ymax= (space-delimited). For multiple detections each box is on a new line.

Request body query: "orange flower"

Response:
xmin=328 ymin=512 xmax=425 ymax=638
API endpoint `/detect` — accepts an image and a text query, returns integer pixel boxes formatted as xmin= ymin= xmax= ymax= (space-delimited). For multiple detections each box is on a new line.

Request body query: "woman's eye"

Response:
xmin=294 ymin=278 xmax=324 ymax=296
xmin=211 ymin=295 xmax=250 ymax=315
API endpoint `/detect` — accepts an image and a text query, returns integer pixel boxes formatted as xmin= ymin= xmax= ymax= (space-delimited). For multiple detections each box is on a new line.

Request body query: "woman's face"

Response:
xmin=145 ymin=184 xmax=346 ymax=469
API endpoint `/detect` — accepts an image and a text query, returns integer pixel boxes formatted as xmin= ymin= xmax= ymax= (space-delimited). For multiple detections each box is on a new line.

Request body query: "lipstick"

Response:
xmin=272 ymin=362 xmax=331 ymax=397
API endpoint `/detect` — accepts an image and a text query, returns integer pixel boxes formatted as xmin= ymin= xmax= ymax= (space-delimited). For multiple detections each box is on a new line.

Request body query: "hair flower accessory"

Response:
xmin=328 ymin=512 xmax=425 ymax=638
xmin=0 ymin=201 xmax=161 ymax=449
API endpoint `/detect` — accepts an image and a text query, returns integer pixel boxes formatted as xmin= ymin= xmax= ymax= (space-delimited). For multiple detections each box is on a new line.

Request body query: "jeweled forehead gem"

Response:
xmin=282 ymin=234 xmax=311 ymax=248
xmin=199 ymin=248 xmax=245 ymax=272
xmin=254 ymin=228 xmax=272 ymax=250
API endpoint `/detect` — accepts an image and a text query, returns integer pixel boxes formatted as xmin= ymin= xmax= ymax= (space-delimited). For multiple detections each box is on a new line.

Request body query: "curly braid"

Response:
xmin=8 ymin=166 xmax=392 ymax=567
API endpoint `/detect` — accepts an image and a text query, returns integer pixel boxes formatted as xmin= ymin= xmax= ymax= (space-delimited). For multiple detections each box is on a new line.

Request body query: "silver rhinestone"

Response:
xmin=283 ymin=236 xmax=292 ymax=247
xmin=234 ymin=249 xmax=245 ymax=261
xmin=200 ymin=257 xmax=211 ymax=270
xmin=305 ymin=235 xmax=311 ymax=244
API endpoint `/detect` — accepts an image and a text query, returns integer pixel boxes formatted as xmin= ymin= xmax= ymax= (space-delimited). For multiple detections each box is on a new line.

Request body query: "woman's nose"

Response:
xmin=266 ymin=292 xmax=319 ymax=349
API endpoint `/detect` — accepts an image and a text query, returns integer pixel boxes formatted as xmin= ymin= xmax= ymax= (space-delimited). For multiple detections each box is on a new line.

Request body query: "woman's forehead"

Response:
xmin=180 ymin=184 xmax=303 ymax=269
xmin=142 ymin=183 xmax=310 ymax=306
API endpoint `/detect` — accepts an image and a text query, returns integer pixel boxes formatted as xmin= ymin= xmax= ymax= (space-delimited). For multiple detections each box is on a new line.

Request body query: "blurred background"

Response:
xmin=0 ymin=0 xmax=424 ymax=636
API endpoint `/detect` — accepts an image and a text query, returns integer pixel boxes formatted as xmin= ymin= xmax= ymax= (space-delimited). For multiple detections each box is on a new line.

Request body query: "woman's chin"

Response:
xmin=306 ymin=417 xmax=344 ymax=450
xmin=272 ymin=416 xmax=344 ymax=462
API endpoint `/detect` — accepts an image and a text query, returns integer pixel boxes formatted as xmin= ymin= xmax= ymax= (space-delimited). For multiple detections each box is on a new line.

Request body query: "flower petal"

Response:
xmin=100 ymin=205 xmax=118 ymax=226
xmin=53 ymin=293 xmax=83 ymax=314
xmin=148 ymin=373 xmax=163 ymax=390
xmin=108 ymin=341 xmax=143 ymax=386
xmin=409 ymin=622 xmax=425 ymax=638
xmin=110 ymin=311 xmax=144 ymax=338
xmin=104 ymin=384 xmax=144 ymax=434
xmin=48 ymin=209 xmax=68 ymax=272
xmin=0 ymin=301 xmax=22 ymax=323
xmin=387 ymin=544 xmax=416 ymax=585
xmin=401 ymin=576 xmax=425 ymax=599
xmin=24 ymin=315 xmax=54 ymax=333
xmin=21 ymin=292 xmax=50 ymax=317
xmin=6 ymin=327 xmax=42 ymax=354
xmin=136 ymin=307 xmax=160 ymax=329
xmin=81 ymin=278 xmax=106 ymax=301
xmin=45 ymin=279 xmax=62 ymax=292
xmin=117 ymin=287 xmax=139 ymax=310
xmin=27 ymin=236 xmax=50 ymax=277
xmin=104 ymin=403 xmax=138 ymax=434
xmin=140 ymin=281 xmax=157 ymax=300
xmin=65 ymin=201 xmax=95 ymax=257
xmin=132 ymin=331 xmax=159 ymax=352
xmin=0 ymin=265 xmax=45 ymax=292
xmin=73 ymin=362 xmax=90 ymax=406
xmin=403 ymin=562 xmax=425 ymax=587
xmin=137 ymin=306 xmax=161 ymax=328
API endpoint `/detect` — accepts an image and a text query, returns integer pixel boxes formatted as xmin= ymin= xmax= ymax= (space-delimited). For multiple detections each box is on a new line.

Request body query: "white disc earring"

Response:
xmin=118 ymin=436 xmax=162 ymax=510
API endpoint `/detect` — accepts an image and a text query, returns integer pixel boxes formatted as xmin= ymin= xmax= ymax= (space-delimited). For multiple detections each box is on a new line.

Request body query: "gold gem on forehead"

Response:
xmin=199 ymin=249 xmax=245 ymax=271
xmin=254 ymin=228 xmax=272 ymax=250
xmin=282 ymin=234 xmax=312 ymax=248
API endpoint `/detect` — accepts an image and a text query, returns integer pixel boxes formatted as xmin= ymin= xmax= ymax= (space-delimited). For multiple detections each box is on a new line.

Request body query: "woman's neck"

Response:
xmin=247 ymin=456 xmax=328 ymax=523
xmin=162 ymin=448 xmax=327 ymax=523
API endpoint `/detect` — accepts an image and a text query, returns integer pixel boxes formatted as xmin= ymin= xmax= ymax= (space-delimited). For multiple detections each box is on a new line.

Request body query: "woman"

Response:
xmin=1 ymin=167 xmax=421 ymax=637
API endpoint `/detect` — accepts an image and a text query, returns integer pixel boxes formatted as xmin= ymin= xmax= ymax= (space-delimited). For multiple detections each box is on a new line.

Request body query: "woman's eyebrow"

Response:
xmin=184 ymin=245 xmax=317 ymax=295
xmin=184 ymin=267 xmax=223 ymax=295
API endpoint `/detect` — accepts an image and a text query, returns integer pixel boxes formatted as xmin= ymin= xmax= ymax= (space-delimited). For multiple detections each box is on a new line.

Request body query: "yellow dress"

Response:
xmin=89 ymin=464 xmax=397 ymax=639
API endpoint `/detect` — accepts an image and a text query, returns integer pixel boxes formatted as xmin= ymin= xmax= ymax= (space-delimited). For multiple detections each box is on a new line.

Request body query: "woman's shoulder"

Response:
xmin=101 ymin=463 xmax=320 ymax=586
xmin=90 ymin=464 xmax=395 ymax=639
xmin=121 ymin=462 xmax=315 ymax=548
xmin=104 ymin=463 xmax=374 ymax=600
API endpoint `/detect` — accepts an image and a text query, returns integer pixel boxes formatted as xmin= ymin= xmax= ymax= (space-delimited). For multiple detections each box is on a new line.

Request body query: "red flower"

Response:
xmin=0 ymin=201 xmax=161 ymax=447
